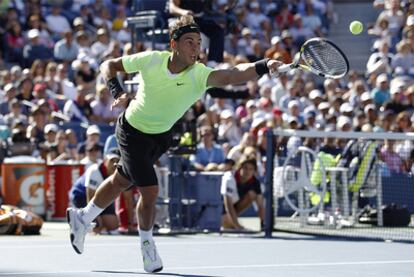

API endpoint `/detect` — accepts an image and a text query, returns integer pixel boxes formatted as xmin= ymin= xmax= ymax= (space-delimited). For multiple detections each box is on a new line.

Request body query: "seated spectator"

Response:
xmin=3 ymin=99 xmax=27 ymax=127
xmin=221 ymin=157 xmax=265 ymax=230
xmin=289 ymin=14 xmax=314 ymax=48
xmin=190 ymin=125 xmax=225 ymax=171
xmin=45 ymin=5 xmax=70 ymax=41
xmin=54 ymin=30 xmax=79 ymax=63
xmin=370 ymin=73 xmax=390 ymax=107
xmin=0 ymin=83 xmax=18 ymax=115
xmin=73 ymin=53 xmax=96 ymax=91
xmin=26 ymin=105 xmax=48 ymax=145
xmin=91 ymin=28 xmax=111 ymax=61
xmin=77 ymin=124 xmax=104 ymax=160
xmin=46 ymin=130 xmax=76 ymax=163
xmin=90 ymin=84 xmax=121 ymax=124
xmin=366 ymin=40 xmax=393 ymax=75
xmin=23 ymin=29 xmax=53 ymax=67
xmin=4 ymin=21 xmax=25 ymax=64
xmin=63 ymin=85 xmax=93 ymax=123
xmin=69 ymin=148 xmax=120 ymax=234
xmin=217 ymin=109 xmax=242 ymax=148
xmin=7 ymin=128 xmax=35 ymax=157
xmin=80 ymin=142 xmax=103 ymax=170
xmin=380 ymin=139 xmax=405 ymax=174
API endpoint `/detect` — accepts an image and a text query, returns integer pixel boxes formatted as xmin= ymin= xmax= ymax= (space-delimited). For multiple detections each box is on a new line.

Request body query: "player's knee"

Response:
xmin=112 ymin=171 xmax=132 ymax=191
xmin=139 ymin=185 xmax=159 ymax=204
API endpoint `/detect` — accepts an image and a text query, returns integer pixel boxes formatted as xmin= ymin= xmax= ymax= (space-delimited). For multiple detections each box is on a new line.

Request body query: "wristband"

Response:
xmin=254 ymin=58 xmax=270 ymax=76
xmin=107 ymin=77 xmax=124 ymax=99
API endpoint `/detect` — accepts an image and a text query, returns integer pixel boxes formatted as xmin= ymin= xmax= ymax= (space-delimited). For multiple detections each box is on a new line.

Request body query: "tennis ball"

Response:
xmin=350 ymin=21 xmax=363 ymax=35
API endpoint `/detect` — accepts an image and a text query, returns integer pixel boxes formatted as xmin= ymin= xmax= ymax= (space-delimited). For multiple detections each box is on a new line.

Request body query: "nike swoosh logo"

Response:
xmin=177 ymin=83 xmax=184 ymax=86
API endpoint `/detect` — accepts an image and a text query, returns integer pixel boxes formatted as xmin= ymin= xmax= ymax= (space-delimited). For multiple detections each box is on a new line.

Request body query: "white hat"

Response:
xmin=251 ymin=111 xmax=267 ymax=128
xmin=271 ymin=36 xmax=281 ymax=45
xmin=288 ymin=99 xmax=300 ymax=109
xmin=337 ymin=116 xmax=352 ymax=129
xmin=241 ymin=28 xmax=252 ymax=36
xmin=250 ymin=2 xmax=260 ymax=9
xmin=376 ymin=73 xmax=388 ymax=84
xmin=407 ymin=15 xmax=414 ymax=26
xmin=288 ymin=116 xmax=299 ymax=124
xmin=27 ymin=29 xmax=40 ymax=39
xmin=73 ymin=17 xmax=84 ymax=26
xmin=105 ymin=148 xmax=120 ymax=161
xmin=77 ymin=52 xmax=89 ymax=63
xmin=364 ymin=104 xmax=376 ymax=114
xmin=44 ymin=123 xmax=58 ymax=134
xmin=340 ymin=102 xmax=353 ymax=114
xmin=309 ymin=89 xmax=323 ymax=100
xmin=220 ymin=109 xmax=234 ymax=119
xmin=86 ymin=125 xmax=101 ymax=135
xmin=318 ymin=102 xmax=330 ymax=110
xmin=246 ymin=99 xmax=257 ymax=108
xmin=4 ymin=83 xmax=16 ymax=92
xmin=360 ymin=92 xmax=372 ymax=102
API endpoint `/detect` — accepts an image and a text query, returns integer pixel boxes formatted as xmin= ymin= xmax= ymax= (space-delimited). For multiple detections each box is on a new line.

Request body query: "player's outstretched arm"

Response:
xmin=207 ymin=59 xmax=282 ymax=87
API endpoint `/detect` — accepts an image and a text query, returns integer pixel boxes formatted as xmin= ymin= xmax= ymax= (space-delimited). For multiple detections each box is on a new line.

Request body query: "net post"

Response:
xmin=264 ymin=129 xmax=275 ymax=238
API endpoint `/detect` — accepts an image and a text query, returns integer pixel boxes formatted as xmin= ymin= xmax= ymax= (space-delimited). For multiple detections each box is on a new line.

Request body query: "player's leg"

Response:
xmin=67 ymin=170 xmax=130 ymax=254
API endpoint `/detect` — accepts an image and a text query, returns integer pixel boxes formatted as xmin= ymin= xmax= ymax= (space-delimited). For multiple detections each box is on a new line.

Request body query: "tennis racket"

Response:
xmin=277 ymin=37 xmax=349 ymax=79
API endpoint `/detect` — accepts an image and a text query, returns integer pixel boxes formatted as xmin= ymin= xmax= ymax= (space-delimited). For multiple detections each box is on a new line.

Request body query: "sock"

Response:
xmin=139 ymin=228 xmax=153 ymax=244
xmin=80 ymin=201 xmax=104 ymax=225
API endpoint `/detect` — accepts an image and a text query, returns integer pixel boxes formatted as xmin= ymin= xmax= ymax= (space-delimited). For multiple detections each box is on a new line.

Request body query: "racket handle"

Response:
xmin=277 ymin=63 xmax=292 ymax=73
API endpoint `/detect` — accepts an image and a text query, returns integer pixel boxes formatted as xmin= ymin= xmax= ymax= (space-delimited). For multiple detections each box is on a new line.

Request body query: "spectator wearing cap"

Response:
xmin=376 ymin=0 xmax=404 ymax=39
xmin=364 ymin=104 xmax=378 ymax=128
xmin=265 ymin=36 xmax=292 ymax=64
xmin=77 ymin=124 xmax=104 ymax=160
xmin=383 ymin=82 xmax=409 ymax=114
xmin=370 ymin=73 xmax=390 ymax=106
xmin=316 ymin=101 xmax=330 ymax=126
xmin=209 ymin=98 xmax=233 ymax=124
xmin=217 ymin=109 xmax=242 ymax=148
xmin=279 ymin=81 xmax=302 ymax=112
xmin=80 ymin=142 xmax=103 ymax=170
xmin=303 ymin=110 xmax=317 ymax=130
xmin=91 ymin=28 xmax=111 ymax=61
xmin=54 ymin=30 xmax=79 ymax=63
xmin=26 ymin=14 xmax=54 ymax=49
xmin=284 ymin=99 xmax=304 ymax=125
xmin=74 ymin=53 xmax=96 ymax=91
xmin=366 ymin=40 xmax=393 ymax=75
xmin=23 ymin=29 xmax=53 ymax=67
xmin=75 ymin=31 xmax=93 ymax=59
xmin=69 ymin=148 xmax=120 ymax=234
xmin=0 ymin=83 xmax=18 ymax=115
xmin=190 ymin=125 xmax=226 ymax=172
xmin=245 ymin=1 xmax=271 ymax=41
xmin=45 ymin=5 xmax=71 ymax=41
xmin=43 ymin=123 xmax=59 ymax=147
xmin=56 ymin=63 xmax=77 ymax=100
xmin=347 ymin=80 xmax=367 ymax=108
xmin=63 ymin=84 xmax=93 ymax=123
xmin=237 ymin=28 xmax=254 ymax=56
xmin=240 ymin=99 xmax=257 ymax=132
xmin=353 ymin=110 xmax=367 ymax=132
xmin=3 ymin=99 xmax=27 ymax=128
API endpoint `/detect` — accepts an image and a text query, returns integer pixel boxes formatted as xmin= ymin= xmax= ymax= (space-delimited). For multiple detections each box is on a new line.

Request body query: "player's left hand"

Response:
xmin=111 ymin=93 xmax=129 ymax=110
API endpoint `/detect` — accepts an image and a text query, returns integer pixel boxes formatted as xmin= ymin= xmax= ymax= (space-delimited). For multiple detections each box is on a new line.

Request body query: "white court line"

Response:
xmin=1 ymin=260 xmax=414 ymax=275
xmin=0 ymin=239 xmax=276 ymax=249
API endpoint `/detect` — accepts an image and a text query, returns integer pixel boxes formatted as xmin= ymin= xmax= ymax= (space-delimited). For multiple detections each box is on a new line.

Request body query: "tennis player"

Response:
xmin=67 ymin=15 xmax=282 ymax=273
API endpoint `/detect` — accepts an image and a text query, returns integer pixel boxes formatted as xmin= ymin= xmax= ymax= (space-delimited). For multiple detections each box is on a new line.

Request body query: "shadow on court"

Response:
xmin=93 ymin=271 xmax=222 ymax=277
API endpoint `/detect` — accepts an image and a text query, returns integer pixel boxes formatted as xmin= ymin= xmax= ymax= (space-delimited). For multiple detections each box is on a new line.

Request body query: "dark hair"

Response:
xmin=169 ymin=15 xmax=198 ymax=40
xmin=237 ymin=156 xmax=257 ymax=171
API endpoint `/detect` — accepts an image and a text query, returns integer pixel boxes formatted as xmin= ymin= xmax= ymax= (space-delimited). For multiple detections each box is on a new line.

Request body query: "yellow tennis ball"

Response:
xmin=350 ymin=21 xmax=363 ymax=35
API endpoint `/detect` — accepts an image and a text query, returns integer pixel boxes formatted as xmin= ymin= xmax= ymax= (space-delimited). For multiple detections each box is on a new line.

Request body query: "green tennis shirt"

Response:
xmin=122 ymin=51 xmax=214 ymax=134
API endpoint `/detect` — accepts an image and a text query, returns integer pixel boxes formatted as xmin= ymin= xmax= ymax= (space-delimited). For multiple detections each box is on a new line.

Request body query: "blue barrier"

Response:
xmin=382 ymin=174 xmax=414 ymax=213
xmin=168 ymin=172 xmax=223 ymax=231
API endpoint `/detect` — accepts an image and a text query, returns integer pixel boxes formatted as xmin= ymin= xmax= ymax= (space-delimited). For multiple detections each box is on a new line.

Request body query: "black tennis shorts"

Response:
xmin=115 ymin=112 xmax=173 ymax=187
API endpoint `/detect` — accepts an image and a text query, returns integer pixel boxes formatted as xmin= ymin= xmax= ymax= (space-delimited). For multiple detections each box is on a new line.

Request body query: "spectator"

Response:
xmin=73 ymin=53 xmax=96 ymax=91
xmin=0 ymin=83 xmax=18 ymax=115
xmin=190 ymin=125 xmax=226 ymax=171
xmin=26 ymin=105 xmax=48 ymax=145
xmin=4 ymin=21 xmax=25 ymax=64
xmin=217 ymin=109 xmax=242 ymax=148
xmin=69 ymin=148 xmax=120 ymax=234
xmin=91 ymin=28 xmax=111 ymax=61
xmin=45 ymin=5 xmax=71 ymax=41
xmin=26 ymin=14 xmax=54 ymax=49
xmin=370 ymin=73 xmax=390 ymax=106
xmin=77 ymin=124 xmax=104 ymax=160
xmin=3 ymin=99 xmax=27 ymax=127
xmin=54 ymin=30 xmax=79 ymax=63
xmin=366 ymin=40 xmax=393 ymax=75
xmin=391 ymin=39 xmax=414 ymax=76
xmin=23 ymin=29 xmax=53 ymax=67
xmin=80 ymin=142 xmax=103 ymax=169
xmin=221 ymin=157 xmax=265 ymax=230
xmin=90 ymin=84 xmax=121 ymax=124
xmin=380 ymin=139 xmax=405 ymax=174
xmin=244 ymin=1 xmax=272 ymax=42
xmin=63 ymin=85 xmax=93 ymax=123
xmin=289 ymin=14 xmax=314 ymax=48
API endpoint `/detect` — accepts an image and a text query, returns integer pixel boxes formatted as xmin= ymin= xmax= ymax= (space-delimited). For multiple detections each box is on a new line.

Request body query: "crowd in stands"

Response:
xmin=0 ymin=0 xmax=413 ymax=232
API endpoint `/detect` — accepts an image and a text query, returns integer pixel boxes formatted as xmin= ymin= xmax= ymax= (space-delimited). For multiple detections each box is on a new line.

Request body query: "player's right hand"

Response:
xmin=111 ymin=92 xmax=129 ymax=110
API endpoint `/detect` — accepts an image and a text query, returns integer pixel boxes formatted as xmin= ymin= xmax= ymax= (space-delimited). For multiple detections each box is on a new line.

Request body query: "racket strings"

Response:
xmin=302 ymin=41 xmax=348 ymax=77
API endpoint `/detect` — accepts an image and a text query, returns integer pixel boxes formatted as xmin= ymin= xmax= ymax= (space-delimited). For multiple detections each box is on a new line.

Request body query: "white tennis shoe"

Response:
xmin=141 ymin=239 xmax=163 ymax=273
xmin=66 ymin=208 xmax=93 ymax=254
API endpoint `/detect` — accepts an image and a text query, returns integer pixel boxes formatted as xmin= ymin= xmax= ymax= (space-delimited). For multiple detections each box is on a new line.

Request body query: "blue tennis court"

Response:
xmin=1 ymin=221 xmax=414 ymax=277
